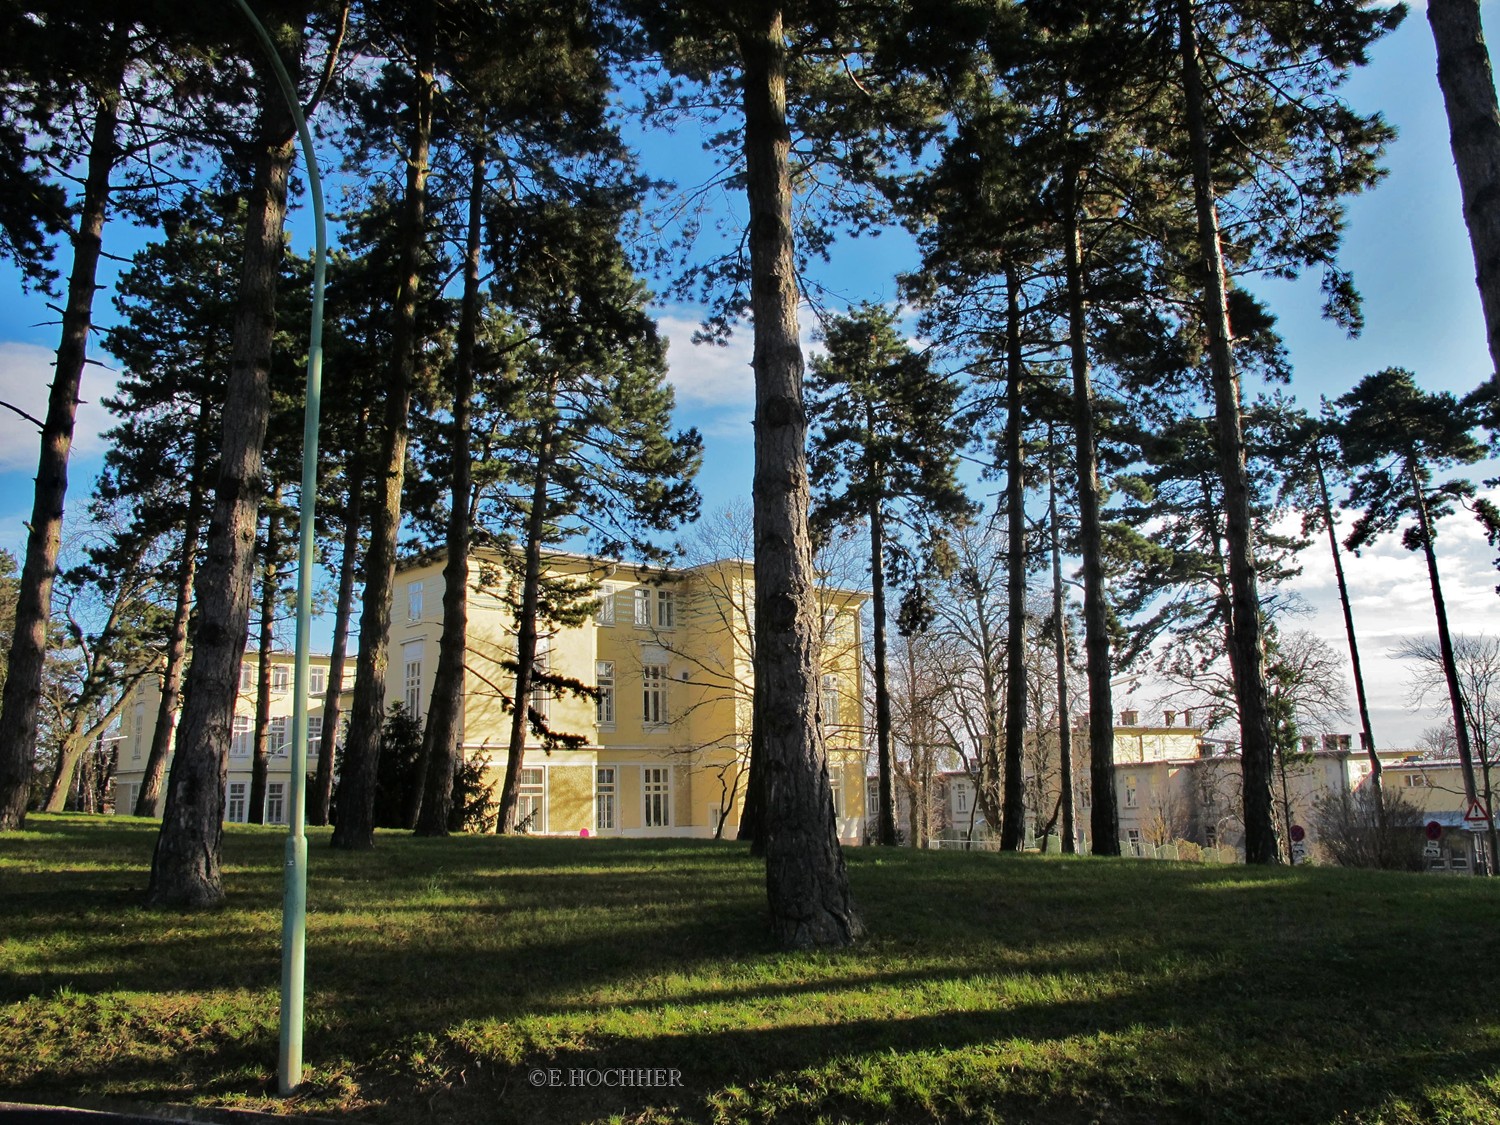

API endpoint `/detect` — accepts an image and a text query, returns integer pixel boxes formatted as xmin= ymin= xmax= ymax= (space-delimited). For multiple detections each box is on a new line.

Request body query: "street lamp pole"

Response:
xmin=229 ymin=0 xmax=327 ymax=1096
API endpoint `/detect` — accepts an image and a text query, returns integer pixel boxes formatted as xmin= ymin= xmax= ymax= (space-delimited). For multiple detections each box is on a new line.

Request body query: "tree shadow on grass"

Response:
xmin=6 ymin=818 xmax=1500 ymax=1124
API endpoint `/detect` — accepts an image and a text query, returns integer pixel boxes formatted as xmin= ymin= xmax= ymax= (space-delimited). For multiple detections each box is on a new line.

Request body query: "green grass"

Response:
xmin=3 ymin=815 xmax=1500 ymax=1124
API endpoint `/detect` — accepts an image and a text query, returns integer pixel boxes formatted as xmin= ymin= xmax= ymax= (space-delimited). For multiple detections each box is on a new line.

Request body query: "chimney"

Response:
xmin=1120 ymin=709 xmax=1138 ymax=727
xmin=1183 ymin=708 xmax=1194 ymax=727
xmin=1164 ymin=709 xmax=1176 ymax=727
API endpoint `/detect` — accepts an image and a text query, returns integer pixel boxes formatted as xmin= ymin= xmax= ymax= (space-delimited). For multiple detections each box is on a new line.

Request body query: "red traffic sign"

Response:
xmin=1463 ymin=801 xmax=1492 ymax=828
xmin=1289 ymin=824 xmax=1305 ymax=843
xmin=1426 ymin=820 xmax=1444 ymax=841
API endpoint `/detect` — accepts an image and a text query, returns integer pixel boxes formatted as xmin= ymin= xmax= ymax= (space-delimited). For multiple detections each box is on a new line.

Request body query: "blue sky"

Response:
xmin=0 ymin=3 xmax=1496 ymax=746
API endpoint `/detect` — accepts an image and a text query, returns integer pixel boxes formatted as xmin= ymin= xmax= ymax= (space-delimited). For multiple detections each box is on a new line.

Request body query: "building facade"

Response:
xmin=112 ymin=652 xmax=346 ymax=824
xmin=392 ymin=550 xmax=868 ymax=842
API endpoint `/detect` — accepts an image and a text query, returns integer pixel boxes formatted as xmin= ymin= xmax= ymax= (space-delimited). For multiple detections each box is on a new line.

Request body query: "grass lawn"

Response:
xmin=3 ymin=816 xmax=1500 ymax=1124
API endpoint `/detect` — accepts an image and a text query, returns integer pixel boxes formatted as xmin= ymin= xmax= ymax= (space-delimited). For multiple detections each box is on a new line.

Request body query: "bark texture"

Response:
xmin=1048 ymin=439 xmax=1076 ymax=854
xmin=1430 ymin=0 xmax=1500 ymax=377
xmin=1062 ymin=170 xmax=1117 ymax=857
xmin=866 ymin=489 xmax=898 ymax=846
xmin=311 ymin=421 xmax=364 ymax=826
xmin=332 ymin=24 xmax=435 ymax=850
xmin=148 ymin=42 xmax=301 ymax=905
xmin=1177 ymin=0 xmax=1278 ymax=864
xmin=0 ymin=51 xmax=123 ymax=830
xmin=414 ymin=153 xmax=482 ymax=837
xmin=135 ymin=421 xmax=209 ymax=817
xmin=737 ymin=6 xmax=858 ymax=950
xmin=1000 ymin=263 xmax=1027 ymax=851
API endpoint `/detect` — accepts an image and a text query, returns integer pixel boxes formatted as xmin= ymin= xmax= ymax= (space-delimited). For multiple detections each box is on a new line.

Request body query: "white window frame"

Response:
xmin=271 ymin=664 xmax=290 ymax=693
xmin=239 ymin=665 xmax=253 ymax=693
xmin=529 ymin=640 xmax=550 ymax=719
xmin=642 ymin=664 xmax=668 ymax=726
xmin=596 ymin=766 xmax=616 ymax=831
xmin=265 ymin=781 xmax=286 ymax=825
xmin=309 ymin=665 xmax=327 ymax=696
xmin=270 ymin=715 xmax=290 ymax=757
xmin=1127 ymin=828 xmax=1143 ymax=857
xmin=1125 ymin=779 xmax=1138 ymax=808
xmin=307 ymin=715 xmax=323 ymax=756
xmin=407 ymin=580 xmax=425 ymax=623
xmin=820 ymin=673 xmax=839 ymax=726
xmin=230 ymin=715 xmax=253 ymax=758
xmin=656 ymin=589 xmax=676 ymax=629
xmin=403 ymin=640 xmax=424 ymax=718
xmin=953 ymin=779 xmax=970 ymax=815
xmin=226 ymin=782 xmax=247 ymax=824
xmin=828 ymin=765 xmax=843 ymax=818
xmin=643 ymin=766 xmax=671 ymax=828
xmin=634 ymin=587 xmax=651 ymax=628
xmin=517 ymin=766 xmax=546 ymax=832
xmin=596 ymin=661 xmax=615 ymax=727
xmin=596 ymin=583 xmax=617 ymax=626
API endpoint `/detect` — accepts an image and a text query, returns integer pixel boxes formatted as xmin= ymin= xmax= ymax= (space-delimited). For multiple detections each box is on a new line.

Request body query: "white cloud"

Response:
xmin=658 ymin=313 xmax=755 ymax=411
xmin=0 ymin=341 xmax=119 ymax=472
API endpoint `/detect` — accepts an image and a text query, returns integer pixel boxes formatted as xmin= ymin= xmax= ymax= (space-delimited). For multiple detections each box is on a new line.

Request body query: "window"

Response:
xmin=828 ymin=765 xmax=843 ymax=817
xmin=1205 ymin=825 xmax=1218 ymax=848
xmin=596 ymin=661 xmax=615 ymax=726
xmin=239 ymin=665 xmax=253 ymax=693
xmin=270 ymin=716 xmax=289 ymax=756
xmin=596 ymin=767 xmax=616 ymax=830
xmin=820 ymin=674 xmax=840 ymax=726
xmin=227 ymin=782 xmax=247 ymax=823
xmin=309 ymin=665 xmax=327 ymax=696
xmin=132 ymin=703 xmax=145 ymax=762
xmin=230 ymin=715 xmax=253 ymax=758
xmin=1080 ymin=785 xmax=1092 ymax=809
xmin=517 ymin=767 xmax=545 ymax=832
xmin=596 ymin=583 xmax=617 ymax=626
xmin=634 ymin=587 xmax=651 ymax=627
xmin=643 ymin=766 xmax=670 ymax=828
xmin=656 ymin=589 xmax=676 ymax=629
xmin=265 ymin=782 xmax=286 ymax=825
xmin=642 ymin=664 xmax=668 ymax=725
xmin=1127 ymin=828 xmax=1143 ymax=857
xmin=116 ymin=782 xmax=138 ymax=817
xmin=866 ymin=784 xmax=880 ymax=824
xmin=1125 ymin=778 xmax=1138 ymax=808
xmin=307 ymin=715 xmax=323 ymax=755
xmin=271 ymin=664 xmax=290 ymax=693
xmin=529 ymin=640 xmax=550 ymax=719
xmin=407 ymin=580 xmax=425 ymax=622
xmin=953 ymin=780 xmax=970 ymax=815
xmin=403 ymin=640 xmax=424 ymax=718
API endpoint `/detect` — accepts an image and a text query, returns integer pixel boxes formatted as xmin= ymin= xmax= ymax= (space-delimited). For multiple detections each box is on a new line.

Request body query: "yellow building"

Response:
xmin=393 ymin=550 xmax=869 ymax=842
xmin=111 ymin=651 xmax=347 ymax=824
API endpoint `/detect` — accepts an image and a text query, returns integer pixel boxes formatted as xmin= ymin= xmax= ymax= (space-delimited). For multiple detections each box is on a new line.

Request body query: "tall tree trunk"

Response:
xmin=311 ymin=415 xmax=366 ymax=827
xmin=736 ymin=724 xmax=766 ymax=851
xmin=1313 ymin=450 xmax=1382 ymax=808
xmin=496 ymin=428 xmax=553 ymax=835
xmin=414 ymin=150 xmax=482 ymax=837
xmin=866 ymin=485 xmax=899 ymax=846
xmin=736 ymin=6 xmax=858 ymax=949
xmin=249 ymin=501 xmax=283 ymax=824
xmin=0 ymin=44 xmax=124 ymax=830
xmin=135 ymin=418 xmax=211 ymax=817
xmin=1429 ymin=0 xmax=1500 ymax=377
xmin=1062 ymin=165 xmax=1118 ymax=857
xmin=1000 ymin=262 xmax=1028 ymax=851
xmin=1409 ymin=459 xmax=1481 ymax=805
xmin=1176 ymin=0 xmax=1279 ymax=864
xmin=332 ymin=21 xmax=435 ymax=851
xmin=1048 ymin=431 xmax=1077 ymax=855
xmin=148 ymin=23 xmax=305 ymax=905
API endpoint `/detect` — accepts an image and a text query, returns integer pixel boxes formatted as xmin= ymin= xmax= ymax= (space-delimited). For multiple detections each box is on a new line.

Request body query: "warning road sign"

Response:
xmin=1463 ymin=801 xmax=1492 ymax=831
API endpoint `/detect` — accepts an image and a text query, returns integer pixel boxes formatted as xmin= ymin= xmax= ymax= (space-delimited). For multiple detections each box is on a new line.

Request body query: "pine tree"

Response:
xmin=1336 ymin=368 xmax=1486 ymax=807
xmin=807 ymin=303 xmax=971 ymax=848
